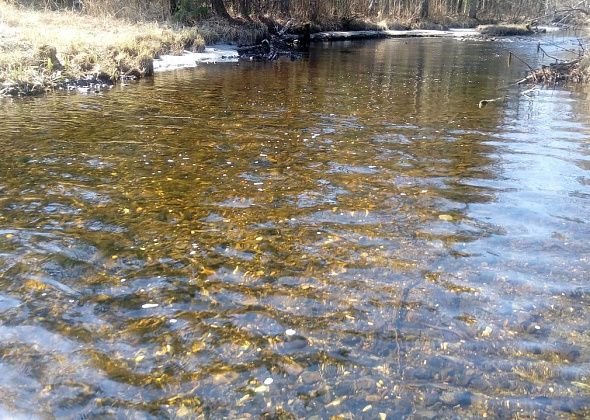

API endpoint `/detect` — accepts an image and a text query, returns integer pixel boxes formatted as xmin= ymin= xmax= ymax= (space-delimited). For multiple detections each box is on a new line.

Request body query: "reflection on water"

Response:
xmin=0 ymin=36 xmax=589 ymax=418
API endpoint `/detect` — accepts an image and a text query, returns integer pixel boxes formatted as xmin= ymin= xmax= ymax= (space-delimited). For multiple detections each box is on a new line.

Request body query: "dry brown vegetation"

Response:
xmin=0 ymin=2 xmax=208 ymax=94
xmin=477 ymin=23 xmax=534 ymax=36
xmin=12 ymin=0 xmax=573 ymax=28
xmin=0 ymin=0 xmax=275 ymax=95
xmin=206 ymin=0 xmax=550 ymax=23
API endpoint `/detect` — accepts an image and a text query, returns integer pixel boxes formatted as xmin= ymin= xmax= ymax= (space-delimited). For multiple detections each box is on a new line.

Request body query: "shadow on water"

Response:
xmin=0 ymin=36 xmax=589 ymax=417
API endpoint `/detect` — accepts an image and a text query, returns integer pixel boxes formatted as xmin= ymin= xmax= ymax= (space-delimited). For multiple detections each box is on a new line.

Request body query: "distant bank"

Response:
xmin=0 ymin=2 xmax=582 ymax=97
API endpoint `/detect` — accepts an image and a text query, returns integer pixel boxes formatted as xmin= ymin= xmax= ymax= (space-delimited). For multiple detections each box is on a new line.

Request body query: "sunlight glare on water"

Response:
xmin=0 ymin=36 xmax=589 ymax=418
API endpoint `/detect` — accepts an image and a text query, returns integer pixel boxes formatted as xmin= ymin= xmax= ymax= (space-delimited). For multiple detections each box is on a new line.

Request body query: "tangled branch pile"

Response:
xmin=519 ymin=57 xmax=590 ymax=85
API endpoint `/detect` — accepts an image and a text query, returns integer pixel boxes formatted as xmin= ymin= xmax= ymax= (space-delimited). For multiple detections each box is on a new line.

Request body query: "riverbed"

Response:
xmin=0 ymin=33 xmax=589 ymax=418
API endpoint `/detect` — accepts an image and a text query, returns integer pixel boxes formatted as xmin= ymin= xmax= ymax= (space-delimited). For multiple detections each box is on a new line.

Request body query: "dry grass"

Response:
xmin=7 ymin=0 xmax=174 ymax=21
xmin=281 ymin=16 xmax=387 ymax=33
xmin=477 ymin=24 xmax=534 ymax=36
xmin=195 ymin=19 xmax=267 ymax=46
xmin=0 ymin=1 xmax=205 ymax=95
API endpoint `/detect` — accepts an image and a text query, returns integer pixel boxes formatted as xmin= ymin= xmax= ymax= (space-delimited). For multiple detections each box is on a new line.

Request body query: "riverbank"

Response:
xmin=0 ymin=2 xmax=583 ymax=97
xmin=311 ymin=28 xmax=479 ymax=41
xmin=0 ymin=2 xmax=265 ymax=95
xmin=0 ymin=4 xmax=477 ymax=97
xmin=0 ymin=3 xmax=197 ymax=95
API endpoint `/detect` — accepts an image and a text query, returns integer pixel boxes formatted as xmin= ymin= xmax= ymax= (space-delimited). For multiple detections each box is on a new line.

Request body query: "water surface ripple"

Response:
xmin=0 ymin=36 xmax=589 ymax=418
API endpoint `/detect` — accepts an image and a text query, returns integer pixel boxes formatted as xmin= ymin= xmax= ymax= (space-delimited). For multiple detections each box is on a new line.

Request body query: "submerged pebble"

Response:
xmin=300 ymin=371 xmax=322 ymax=384
xmin=254 ymin=385 xmax=269 ymax=393
xmin=440 ymin=391 xmax=472 ymax=407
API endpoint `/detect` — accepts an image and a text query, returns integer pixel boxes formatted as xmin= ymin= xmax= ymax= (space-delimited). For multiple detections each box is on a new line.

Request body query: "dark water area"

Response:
xmin=0 ymin=35 xmax=589 ymax=418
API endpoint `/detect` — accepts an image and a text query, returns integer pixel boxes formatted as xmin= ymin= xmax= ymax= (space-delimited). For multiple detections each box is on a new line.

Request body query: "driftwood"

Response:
xmin=479 ymin=43 xmax=588 ymax=108
xmin=517 ymin=59 xmax=584 ymax=85
xmin=478 ymin=97 xmax=506 ymax=108
xmin=507 ymin=40 xmax=588 ymax=86
xmin=237 ymin=22 xmax=309 ymax=61
xmin=237 ymin=35 xmax=304 ymax=61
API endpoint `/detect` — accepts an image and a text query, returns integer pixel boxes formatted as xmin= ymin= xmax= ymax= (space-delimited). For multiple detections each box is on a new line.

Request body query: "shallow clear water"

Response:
xmin=0 ymin=35 xmax=589 ymax=418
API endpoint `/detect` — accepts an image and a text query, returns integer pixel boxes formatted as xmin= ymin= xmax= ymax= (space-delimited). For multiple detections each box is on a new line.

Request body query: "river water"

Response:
xmin=0 ymin=34 xmax=589 ymax=418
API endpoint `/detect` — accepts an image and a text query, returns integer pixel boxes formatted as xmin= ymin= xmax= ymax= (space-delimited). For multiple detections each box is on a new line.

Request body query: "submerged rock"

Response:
xmin=440 ymin=391 xmax=472 ymax=407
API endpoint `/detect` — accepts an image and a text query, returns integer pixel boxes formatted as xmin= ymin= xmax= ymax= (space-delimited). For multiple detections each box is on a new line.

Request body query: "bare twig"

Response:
xmin=554 ymin=7 xmax=590 ymax=16
xmin=538 ymin=45 xmax=563 ymax=62
xmin=521 ymin=87 xmax=538 ymax=96
xmin=504 ymin=49 xmax=535 ymax=71
xmin=578 ymin=38 xmax=586 ymax=55
xmin=539 ymin=39 xmax=583 ymax=56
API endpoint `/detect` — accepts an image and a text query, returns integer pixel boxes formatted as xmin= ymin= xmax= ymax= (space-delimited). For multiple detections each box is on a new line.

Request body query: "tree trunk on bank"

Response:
xmin=382 ymin=0 xmax=390 ymax=16
xmin=368 ymin=0 xmax=377 ymax=16
xmin=211 ymin=0 xmax=231 ymax=19
xmin=420 ymin=0 xmax=429 ymax=18
xmin=279 ymin=0 xmax=289 ymax=16
xmin=468 ymin=0 xmax=478 ymax=19
xmin=310 ymin=0 xmax=319 ymax=21
xmin=239 ymin=0 xmax=250 ymax=18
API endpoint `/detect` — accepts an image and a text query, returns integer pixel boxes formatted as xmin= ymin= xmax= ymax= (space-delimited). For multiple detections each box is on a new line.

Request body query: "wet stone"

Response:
xmin=281 ymin=336 xmax=309 ymax=351
xmin=414 ymin=409 xmax=438 ymax=420
xmin=424 ymin=390 xmax=440 ymax=407
xmin=278 ymin=359 xmax=304 ymax=376
xmin=410 ymin=367 xmax=435 ymax=380
xmin=556 ymin=345 xmax=581 ymax=362
xmin=365 ymin=394 xmax=381 ymax=402
xmin=334 ymin=380 xmax=356 ymax=396
xmin=320 ymin=364 xmax=339 ymax=379
xmin=300 ymin=371 xmax=322 ymax=384
xmin=439 ymin=391 xmax=472 ymax=407
xmin=355 ymin=376 xmax=376 ymax=392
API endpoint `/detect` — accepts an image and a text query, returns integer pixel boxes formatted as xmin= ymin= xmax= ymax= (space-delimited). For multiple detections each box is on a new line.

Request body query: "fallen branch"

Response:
xmin=520 ymin=87 xmax=539 ymax=96
xmin=237 ymin=35 xmax=302 ymax=61
xmin=478 ymin=97 xmax=506 ymax=108
xmin=236 ymin=22 xmax=308 ymax=61
xmin=538 ymin=44 xmax=563 ymax=63
xmin=518 ymin=58 xmax=585 ymax=85
xmin=510 ymin=52 xmax=534 ymax=70
xmin=481 ymin=44 xmax=588 ymax=108
xmin=554 ymin=7 xmax=590 ymax=15
xmin=511 ymin=40 xmax=589 ymax=86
